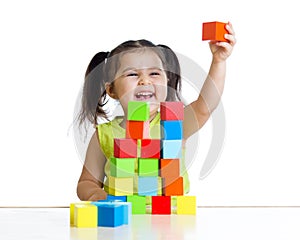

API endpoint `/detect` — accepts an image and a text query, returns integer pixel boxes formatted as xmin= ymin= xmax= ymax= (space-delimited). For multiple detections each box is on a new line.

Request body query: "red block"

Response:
xmin=141 ymin=139 xmax=160 ymax=158
xmin=160 ymin=159 xmax=180 ymax=180
xmin=202 ymin=21 xmax=229 ymax=42
xmin=114 ymin=138 xmax=137 ymax=158
xmin=160 ymin=102 xmax=184 ymax=121
xmin=163 ymin=177 xmax=183 ymax=196
xmin=152 ymin=196 xmax=171 ymax=214
xmin=126 ymin=121 xmax=149 ymax=139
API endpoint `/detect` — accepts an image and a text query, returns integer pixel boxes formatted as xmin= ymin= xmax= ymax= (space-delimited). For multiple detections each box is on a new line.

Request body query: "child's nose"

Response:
xmin=138 ymin=76 xmax=151 ymax=85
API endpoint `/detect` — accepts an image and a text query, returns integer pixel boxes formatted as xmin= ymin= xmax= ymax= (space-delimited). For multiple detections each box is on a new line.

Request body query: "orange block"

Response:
xmin=163 ymin=177 xmax=183 ymax=196
xmin=126 ymin=120 xmax=149 ymax=139
xmin=202 ymin=21 xmax=229 ymax=42
xmin=160 ymin=159 xmax=180 ymax=181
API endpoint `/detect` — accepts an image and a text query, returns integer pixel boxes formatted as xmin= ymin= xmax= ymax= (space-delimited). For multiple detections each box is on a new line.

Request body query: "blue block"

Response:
xmin=161 ymin=140 xmax=182 ymax=159
xmin=98 ymin=195 xmax=127 ymax=202
xmin=138 ymin=177 xmax=158 ymax=196
xmin=161 ymin=120 xmax=183 ymax=140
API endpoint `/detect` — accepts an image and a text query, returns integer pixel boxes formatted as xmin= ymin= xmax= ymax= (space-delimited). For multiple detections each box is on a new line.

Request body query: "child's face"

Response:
xmin=109 ymin=49 xmax=168 ymax=117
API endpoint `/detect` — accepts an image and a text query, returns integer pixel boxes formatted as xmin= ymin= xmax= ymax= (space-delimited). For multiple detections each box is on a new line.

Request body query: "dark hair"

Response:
xmin=77 ymin=39 xmax=182 ymax=126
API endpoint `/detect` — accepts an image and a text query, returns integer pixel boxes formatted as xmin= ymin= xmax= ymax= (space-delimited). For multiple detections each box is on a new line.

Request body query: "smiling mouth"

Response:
xmin=135 ymin=91 xmax=155 ymax=100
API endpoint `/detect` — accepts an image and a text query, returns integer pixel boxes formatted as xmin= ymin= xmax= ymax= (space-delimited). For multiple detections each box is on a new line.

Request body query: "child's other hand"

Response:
xmin=209 ymin=22 xmax=236 ymax=63
xmin=88 ymin=189 xmax=108 ymax=201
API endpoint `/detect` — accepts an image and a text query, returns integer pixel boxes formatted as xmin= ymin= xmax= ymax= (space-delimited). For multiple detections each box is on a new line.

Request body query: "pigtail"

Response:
xmin=78 ymin=51 xmax=109 ymax=127
xmin=157 ymin=44 xmax=182 ymax=101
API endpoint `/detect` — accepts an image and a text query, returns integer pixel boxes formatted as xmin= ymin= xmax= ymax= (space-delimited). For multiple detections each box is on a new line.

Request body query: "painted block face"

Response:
xmin=74 ymin=204 xmax=98 ymax=228
xmin=70 ymin=201 xmax=91 ymax=226
xmin=108 ymin=176 xmax=134 ymax=196
xmin=161 ymin=140 xmax=182 ymax=159
xmin=160 ymin=159 xmax=180 ymax=180
xmin=110 ymin=157 xmax=136 ymax=177
xmin=126 ymin=120 xmax=150 ymax=139
xmin=127 ymin=101 xmax=150 ymax=121
xmin=152 ymin=196 xmax=171 ymax=214
xmin=163 ymin=177 xmax=184 ymax=196
xmin=141 ymin=139 xmax=160 ymax=158
xmin=138 ymin=158 xmax=159 ymax=177
xmin=160 ymin=102 xmax=184 ymax=121
xmin=175 ymin=196 xmax=196 ymax=215
xmin=126 ymin=195 xmax=147 ymax=214
xmin=97 ymin=204 xmax=124 ymax=227
xmin=138 ymin=177 xmax=158 ymax=196
xmin=202 ymin=21 xmax=229 ymax=42
xmin=161 ymin=120 xmax=183 ymax=140
xmin=114 ymin=138 xmax=137 ymax=158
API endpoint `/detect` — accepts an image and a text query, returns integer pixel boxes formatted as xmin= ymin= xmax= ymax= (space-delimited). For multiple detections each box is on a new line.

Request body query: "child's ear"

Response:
xmin=105 ymin=82 xmax=118 ymax=99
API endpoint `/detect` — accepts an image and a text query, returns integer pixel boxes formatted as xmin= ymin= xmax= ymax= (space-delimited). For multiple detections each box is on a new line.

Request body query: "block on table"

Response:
xmin=126 ymin=195 xmax=147 ymax=214
xmin=126 ymin=120 xmax=149 ymax=139
xmin=110 ymin=157 xmax=136 ymax=177
xmin=127 ymin=101 xmax=150 ymax=121
xmin=140 ymin=139 xmax=160 ymax=158
xmin=108 ymin=176 xmax=134 ymax=196
xmin=74 ymin=204 xmax=98 ymax=228
xmin=138 ymin=158 xmax=159 ymax=177
xmin=114 ymin=138 xmax=137 ymax=158
xmin=175 ymin=196 xmax=197 ymax=215
xmin=161 ymin=140 xmax=182 ymax=159
xmin=152 ymin=196 xmax=171 ymax=214
xmin=138 ymin=176 xmax=158 ymax=196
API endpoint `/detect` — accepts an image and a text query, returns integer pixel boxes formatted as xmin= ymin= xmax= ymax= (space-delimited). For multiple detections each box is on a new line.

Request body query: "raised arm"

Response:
xmin=183 ymin=22 xmax=236 ymax=139
xmin=77 ymin=131 xmax=107 ymax=201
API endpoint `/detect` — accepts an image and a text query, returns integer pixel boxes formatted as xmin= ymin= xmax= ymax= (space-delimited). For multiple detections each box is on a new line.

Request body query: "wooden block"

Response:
xmin=74 ymin=204 xmax=98 ymax=228
xmin=114 ymin=138 xmax=137 ymax=158
xmin=163 ymin=177 xmax=184 ymax=196
xmin=127 ymin=101 xmax=150 ymax=121
xmin=202 ymin=21 xmax=229 ymax=42
xmin=161 ymin=140 xmax=182 ymax=159
xmin=110 ymin=157 xmax=136 ymax=177
xmin=161 ymin=120 xmax=183 ymax=140
xmin=160 ymin=102 xmax=184 ymax=120
xmin=141 ymin=139 xmax=160 ymax=158
xmin=160 ymin=159 xmax=180 ymax=180
xmin=126 ymin=195 xmax=147 ymax=214
xmin=126 ymin=120 xmax=149 ymax=139
xmin=108 ymin=176 xmax=134 ymax=196
xmin=138 ymin=176 xmax=158 ymax=196
xmin=138 ymin=158 xmax=159 ymax=177
xmin=152 ymin=196 xmax=171 ymax=214
xmin=70 ymin=201 xmax=91 ymax=226
xmin=175 ymin=196 xmax=196 ymax=215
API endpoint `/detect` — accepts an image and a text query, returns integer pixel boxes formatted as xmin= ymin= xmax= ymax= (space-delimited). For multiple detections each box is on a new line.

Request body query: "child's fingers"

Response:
xmin=225 ymin=33 xmax=237 ymax=46
xmin=226 ymin=22 xmax=235 ymax=36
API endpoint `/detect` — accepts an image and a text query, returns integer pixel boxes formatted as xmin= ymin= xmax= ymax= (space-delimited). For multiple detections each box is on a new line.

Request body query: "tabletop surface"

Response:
xmin=0 ymin=207 xmax=299 ymax=240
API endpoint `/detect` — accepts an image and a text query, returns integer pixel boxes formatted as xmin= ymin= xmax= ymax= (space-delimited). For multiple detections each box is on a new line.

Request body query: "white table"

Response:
xmin=0 ymin=207 xmax=299 ymax=240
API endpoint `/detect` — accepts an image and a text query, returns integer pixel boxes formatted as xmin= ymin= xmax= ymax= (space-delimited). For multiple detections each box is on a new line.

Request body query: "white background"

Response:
xmin=0 ymin=0 xmax=299 ymax=206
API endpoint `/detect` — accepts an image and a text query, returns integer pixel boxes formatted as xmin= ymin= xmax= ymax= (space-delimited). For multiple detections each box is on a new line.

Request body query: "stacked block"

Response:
xmin=202 ymin=21 xmax=229 ymax=42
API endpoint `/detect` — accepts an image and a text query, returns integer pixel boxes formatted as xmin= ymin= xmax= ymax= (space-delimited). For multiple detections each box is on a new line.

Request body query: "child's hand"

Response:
xmin=88 ymin=189 xmax=108 ymax=201
xmin=209 ymin=22 xmax=236 ymax=63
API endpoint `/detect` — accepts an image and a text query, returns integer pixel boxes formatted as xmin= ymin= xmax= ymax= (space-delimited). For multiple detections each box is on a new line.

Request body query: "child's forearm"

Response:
xmin=77 ymin=179 xmax=107 ymax=201
xmin=199 ymin=59 xmax=226 ymax=114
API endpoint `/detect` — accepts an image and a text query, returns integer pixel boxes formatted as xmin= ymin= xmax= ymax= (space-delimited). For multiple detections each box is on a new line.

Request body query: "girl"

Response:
xmin=77 ymin=23 xmax=236 ymax=201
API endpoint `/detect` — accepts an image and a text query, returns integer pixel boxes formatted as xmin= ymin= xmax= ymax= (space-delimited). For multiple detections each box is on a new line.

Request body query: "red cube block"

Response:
xmin=152 ymin=196 xmax=171 ymax=214
xmin=160 ymin=102 xmax=184 ymax=121
xmin=202 ymin=21 xmax=229 ymax=42
xmin=114 ymin=138 xmax=137 ymax=158
xmin=141 ymin=139 xmax=160 ymax=158
xmin=126 ymin=121 xmax=149 ymax=139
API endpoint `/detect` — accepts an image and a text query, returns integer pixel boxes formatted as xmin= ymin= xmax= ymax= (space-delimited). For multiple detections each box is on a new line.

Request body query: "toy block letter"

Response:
xmin=160 ymin=102 xmax=184 ymax=121
xmin=128 ymin=101 xmax=150 ymax=121
xmin=74 ymin=204 xmax=98 ymax=228
xmin=141 ymin=139 xmax=160 ymax=158
xmin=163 ymin=177 xmax=184 ymax=196
xmin=152 ymin=196 xmax=171 ymax=214
xmin=160 ymin=159 xmax=180 ymax=180
xmin=110 ymin=157 xmax=135 ymax=177
xmin=175 ymin=196 xmax=196 ymax=215
xmin=161 ymin=140 xmax=182 ymax=159
xmin=108 ymin=176 xmax=134 ymax=196
xmin=202 ymin=21 xmax=229 ymax=42
xmin=138 ymin=158 xmax=159 ymax=177
xmin=138 ymin=176 xmax=158 ymax=196
xmin=114 ymin=138 xmax=137 ymax=158
xmin=161 ymin=120 xmax=183 ymax=140
xmin=126 ymin=120 xmax=150 ymax=139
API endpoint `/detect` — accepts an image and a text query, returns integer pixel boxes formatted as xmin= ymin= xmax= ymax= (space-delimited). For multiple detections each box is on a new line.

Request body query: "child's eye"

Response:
xmin=126 ymin=73 xmax=138 ymax=77
xmin=150 ymin=72 xmax=160 ymax=76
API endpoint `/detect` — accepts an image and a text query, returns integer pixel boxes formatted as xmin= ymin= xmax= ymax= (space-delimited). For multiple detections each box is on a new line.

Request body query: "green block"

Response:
xmin=126 ymin=195 xmax=146 ymax=214
xmin=110 ymin=157 xmax=136 ymax=177
xmin=138 ymin=158 xmax=159 ymax=177
xmin=127 ymin=101 xmax=150 ymax=121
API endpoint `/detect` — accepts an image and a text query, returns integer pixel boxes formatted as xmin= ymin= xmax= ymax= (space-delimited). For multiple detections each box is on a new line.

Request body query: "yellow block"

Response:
xmin=74 ymin=204 xmax=98 ymax=228
xmin=176 ymin=196 xmax=196 ymax=215
xmin=108 ymin=176 xmax=134 ymax=196
xmin=70 ymin=201 xmax=91 ymax=226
